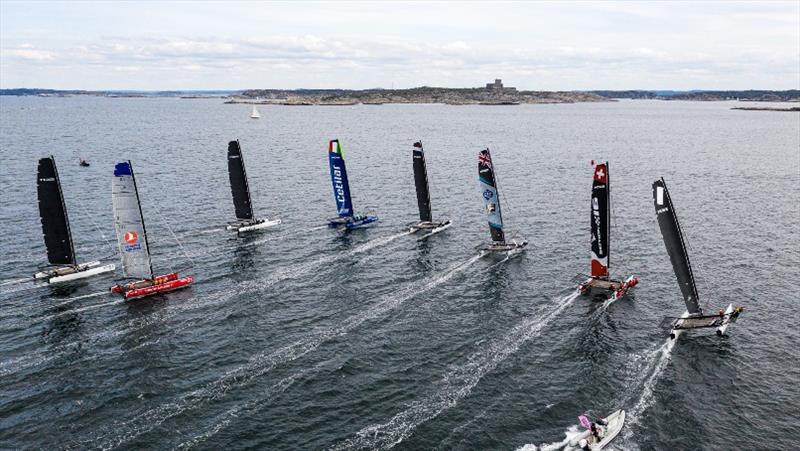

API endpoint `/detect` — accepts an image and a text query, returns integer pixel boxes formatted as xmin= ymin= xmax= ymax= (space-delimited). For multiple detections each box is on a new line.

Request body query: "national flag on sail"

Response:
xmin=478 ymin=151 xmax=492 ymax=168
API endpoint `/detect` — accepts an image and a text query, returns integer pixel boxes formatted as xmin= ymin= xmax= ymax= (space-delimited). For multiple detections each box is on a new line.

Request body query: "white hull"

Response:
xmin=716 ymin=303 xmax=735 ymax=336
xmin=34 ymin=261 xmax=116 ymax=284
xmin=410 ymin=220 xmax=452 ymax=240
xmin=227 ymin=218 xmax=281 ymax=233
xmin=670 ymin=310 xmax=691 ymax=340
xmin=569 ymin=409 xmax=625 ymax=450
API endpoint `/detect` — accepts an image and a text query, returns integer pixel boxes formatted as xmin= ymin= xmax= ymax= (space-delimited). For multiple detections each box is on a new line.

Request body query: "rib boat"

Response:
xmin=408 ymin=141 xmax=451 ymax=238
xmin=109 ymin=161 xmax=193 ymax=300
xmin=225 ymin=140 xmax=281 ymax=233
xmin=477 ymin=148 xmax=526 ymax=253
xmin=33 ymin=156 xmax=115 ymax=283
xmin=327 ymin=139 xmax=378 ymax=230
xmin=577 ymin=161 xmax=638 ymax=301
xmin=653 ymin=178 xmax=743 ymax=339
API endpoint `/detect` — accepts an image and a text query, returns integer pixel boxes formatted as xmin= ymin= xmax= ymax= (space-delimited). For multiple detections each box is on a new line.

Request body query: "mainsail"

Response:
xmin=329 ymin=139 xmax=353 ymax=217
xmin=37 ymin=156 xmax=75 ymax=266
xmin=590 ymin=162 xmax=610 ymax=278
xmin=112 ymin=161 xmax=153 ymax=280
xmin=653 ymin=178 xmax=701 ymax=314
xmin=227 ymin=140 xmax=254 ymax=221
xmin=478 ymin=148 xmax=504 ymax=242
xmin=412 ymin=141 xmax=432 ymax=222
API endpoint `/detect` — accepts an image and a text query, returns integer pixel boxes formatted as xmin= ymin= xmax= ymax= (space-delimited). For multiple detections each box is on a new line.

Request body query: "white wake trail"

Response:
xmin=333 ymin=291 xmax=580 ymax=451
xmin=0 ymin=277 xmax=31 ymax=287
xmin=81 ymin=252 xmax=478 ymax=451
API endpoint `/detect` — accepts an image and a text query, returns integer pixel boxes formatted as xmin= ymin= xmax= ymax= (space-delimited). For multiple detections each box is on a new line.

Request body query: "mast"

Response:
xmin=329 ymin=139 xmax=354 ymax=217
xmin=590 ymin=161 xmax=610 ymax=279
xmin=653 ymin=178 xmax=701 ymax=314
xmin=478 ymin=148 xmax=505 ymax=242
xmin=37 ymin=156 xmax=76 ymax=266
xmin=112 ymin=161 xmax=154 ymax=280
xmin=227 ymin=140 xmax=255 ymax=221
xmin=412 ymin=141 xmax=432 ymax=222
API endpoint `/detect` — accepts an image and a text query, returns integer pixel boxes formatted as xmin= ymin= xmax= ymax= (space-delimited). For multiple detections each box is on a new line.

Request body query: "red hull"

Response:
xmin=110 ymin=273 xmax=193 ymax=300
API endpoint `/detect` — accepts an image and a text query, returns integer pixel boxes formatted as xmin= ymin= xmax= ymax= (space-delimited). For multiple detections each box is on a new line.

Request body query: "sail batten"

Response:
xmin=112 ymin=161 xmax=153 ymax=280
xmin=590 ymin=162 xmax=610 ymax=278
xmin=329 ymin=139 xmax=354 ymax=217
xmin=412 ymin=141 xmax=432 ymax=222
xmin=653 ymin=178 xmax=701 ymax=314
xmin=478 ymin=148 xmax=504 ymax=242
xmin=227 ymin=140 xmax=254 ymax=221
xmin=37 ymin=156 xmax=76 ymax=266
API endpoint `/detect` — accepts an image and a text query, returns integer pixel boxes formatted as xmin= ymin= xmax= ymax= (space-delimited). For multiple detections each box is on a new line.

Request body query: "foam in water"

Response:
xmin=623 ymin=337 xmax=676 ymax=440
xmin=0 ymin=277 xmax=31 ymax=287
xmin=334 ymin=292 xmax=580 ymax=451
xmin=516 ymin=424 xmax=585 ymax=451
xmin=80 ymin=253 xmax=480 ymax=450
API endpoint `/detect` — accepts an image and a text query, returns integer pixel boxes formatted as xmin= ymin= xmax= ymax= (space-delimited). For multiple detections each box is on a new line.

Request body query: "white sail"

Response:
xmin=112 ymin=161 xmax=153 ymax=280
xmin=250 ymin=105 xmax=261 ymax=119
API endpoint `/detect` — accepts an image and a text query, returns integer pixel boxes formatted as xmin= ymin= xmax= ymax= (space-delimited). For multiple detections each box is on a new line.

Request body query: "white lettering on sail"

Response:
xmin=592 ymin=197 xmax=603 ymax=256
xmin=332 ymin=165 xmax=345 ymax=204
xmin=656 ymin=186 xmax=664 ymax=205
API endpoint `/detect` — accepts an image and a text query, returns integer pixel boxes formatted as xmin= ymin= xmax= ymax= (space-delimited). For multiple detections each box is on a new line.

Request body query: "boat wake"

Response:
xmin=515 ymin=424 xmax=584 ymax=451
xmin=0 ymin=277 xmax=30 ymax=287
xmin=78 ymin=253 xmax=480 ymax=450
xmin=333 ymin=291 xmax=580 ymax=451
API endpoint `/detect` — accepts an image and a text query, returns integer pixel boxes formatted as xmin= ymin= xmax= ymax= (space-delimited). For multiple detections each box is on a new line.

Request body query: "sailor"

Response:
xmin=578 ymin=438 xmax=591 ymax=450
xmin=590 ymin=418 xmax=607 ymax=441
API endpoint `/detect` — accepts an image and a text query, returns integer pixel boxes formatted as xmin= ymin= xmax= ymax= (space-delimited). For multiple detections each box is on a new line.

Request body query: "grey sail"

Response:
xmin=112 ymin=161 xmax=153 ymax=280
xmin=653 ymin=178 xmax=701 ymax=314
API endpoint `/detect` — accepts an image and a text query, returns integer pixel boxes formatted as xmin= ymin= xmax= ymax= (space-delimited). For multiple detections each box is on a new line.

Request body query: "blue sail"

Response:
xmin=329 ymin=139 xmax=354 ymax=217
xmin=478 ymin=148 xmax=505 ymax=242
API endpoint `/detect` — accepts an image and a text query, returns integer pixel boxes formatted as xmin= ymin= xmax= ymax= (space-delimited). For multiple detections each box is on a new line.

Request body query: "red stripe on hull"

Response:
xmin=111 ymin=274 xmax=193 ymax=300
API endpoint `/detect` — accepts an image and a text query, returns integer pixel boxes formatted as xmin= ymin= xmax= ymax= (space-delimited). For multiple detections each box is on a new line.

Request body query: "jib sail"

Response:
xmin=653 ymin=178 xmax=701 ymax=314
xmin=478 ymin=148 xmax=505 ymax=242
xmin=227 ymin=140 xmax=254 ymax=221
xmin=37 ymin=156 xmax=75 ymax=266
xmin=329 ymin=139 xmax=353 ymax=217
xmin=112 ymin=161 xmax=153 ymax=280
xmin=412 ymin=141 xmax=432 ymax=222
xmin=590 ymin=162 xmax=610 ymax=278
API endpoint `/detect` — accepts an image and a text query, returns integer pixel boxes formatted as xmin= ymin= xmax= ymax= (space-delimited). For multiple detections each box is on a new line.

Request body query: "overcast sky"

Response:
xmin=1 ymin=1 xmax=798 ymax=90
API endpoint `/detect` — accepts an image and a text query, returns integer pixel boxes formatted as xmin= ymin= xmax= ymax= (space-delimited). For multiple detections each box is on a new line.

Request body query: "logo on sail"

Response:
xmin=123 ymin=231 xmax=142 ymax=252
xmin=483 ymin=189 xmax=494 ymax=200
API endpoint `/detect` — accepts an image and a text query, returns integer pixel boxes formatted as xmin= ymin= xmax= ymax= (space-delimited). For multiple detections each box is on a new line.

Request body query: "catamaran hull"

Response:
xmin=670 ymin=304 xmax=740 ymax=339
xmin=328 ymin=216 xmax=379 ymax=230
xmin=226 ymin=218 xmax=281 ymax=233
xmin=34 ymin=261 xmax=116 ymax=284
xmin=578 ymin=276 xmax=639 ymax=301
xmin=569 ymin=410 xmax=625 ymax=450
xmin=479 ymin=240 xmax=528 ymax=254
xmin=111 ymin=272 xmax=193 ymax=300
xmin=409 ymin=220 xmax=452 ymax=239
xmin=716 ymin=304 xmax=735 ymax=336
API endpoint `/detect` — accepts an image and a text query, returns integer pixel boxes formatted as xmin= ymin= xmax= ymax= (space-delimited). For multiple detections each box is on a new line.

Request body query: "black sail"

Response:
xmin=37 ymin=156 xmax=75 ymax=265
xmin=653 ymin=178 xmax=701 ymax=314
xmin=227 ymin=140 xmax=254 ymax=221
xmin=412 ymin=141 xmax=432 ymax=222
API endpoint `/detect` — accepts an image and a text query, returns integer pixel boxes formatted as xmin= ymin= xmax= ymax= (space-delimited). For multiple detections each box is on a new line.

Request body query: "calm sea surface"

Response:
xmin=0 ymin=97 xmax=798 ymax=450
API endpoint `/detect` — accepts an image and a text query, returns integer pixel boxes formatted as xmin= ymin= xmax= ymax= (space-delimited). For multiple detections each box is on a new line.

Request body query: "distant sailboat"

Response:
xmin=327 ymin=139 xmax=378 ymax=230
xmin=408 ymin=141 xmax=451 ymax=238
xmin=250 ymin=105 xmax=261 ymax=119
xmin=225 ymin=140 xmax=281 ymax=232
xmin=653 ymin=178 xmax=743 ymax=339
xmin=109 ymin=161 xmax=193 ymax=300
xmin=477 ymin=148 xmax=526 ymax=253
xmin=33 ymin=156 xmax=115 ymax=283
xmin=577 ymin=161 xmax=638 ymax=301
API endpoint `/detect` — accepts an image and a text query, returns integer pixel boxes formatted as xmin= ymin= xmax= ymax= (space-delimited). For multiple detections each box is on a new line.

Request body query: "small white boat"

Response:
xmin=250 ymin=105 xmax=261 ymax=119
xmin=569 ymin=409 xmax=625 ymax=450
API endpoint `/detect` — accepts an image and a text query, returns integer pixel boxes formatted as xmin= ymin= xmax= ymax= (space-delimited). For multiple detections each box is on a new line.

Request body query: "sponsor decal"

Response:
xmin=656 ymin=206 xmax=670 ymax=214
xmin=332 ymin=164 xmax=348 ymax=210
xmin=656 ymin=186 xmax=664 ymax=205
xmin=124 ymin=243 xmax=142 ymax=252
xmin=483 ymin=189 xmax=494 ymax=200
xmin=487 ymin=203 xmax=497 ymax=213
xmin=124 ymin=231 xmax=138 ymax=244
xmin=39 ymin=177 xmax=56 ymax=182
xmin=592 ymin=197 xmax=604 ymax=256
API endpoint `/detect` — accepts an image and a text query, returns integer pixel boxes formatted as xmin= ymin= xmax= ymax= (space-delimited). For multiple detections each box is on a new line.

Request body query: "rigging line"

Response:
xmin=74 ymin=194 xmax=117 ymax=257
xmin=148 ymin=198 xmax=196 ymax=270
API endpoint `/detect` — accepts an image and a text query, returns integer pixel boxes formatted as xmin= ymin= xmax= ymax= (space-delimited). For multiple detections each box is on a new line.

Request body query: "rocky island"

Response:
xmin=225 ymin=79 xmax=607 ymax=106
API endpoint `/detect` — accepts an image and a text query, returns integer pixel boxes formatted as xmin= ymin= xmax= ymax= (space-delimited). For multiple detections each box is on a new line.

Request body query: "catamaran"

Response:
xmin=33 ymin=156 xmax=115 ymax=283
xmin=408 ymin=141 xmax=451 ymax=238
xmin=577 ymin=161 xmax=638 ymax=301
xmin=250 ymin=105 xmax=261 ymax=119
xmin=225 ymin=140 xmax=281 ymax=233
xmin=653 ymin=178 xmax=743 ymax=339
xmin=327 ymin=139 xmax=378 ymax=230
xmin=109 ymin=161 xmax=193 ymax=300
xmin=477 ymin=148 xmax=527 ymax=253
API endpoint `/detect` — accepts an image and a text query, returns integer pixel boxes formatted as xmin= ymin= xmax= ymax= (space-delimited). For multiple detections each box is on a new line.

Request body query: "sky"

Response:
xmin=1 ymin=1 xmax=798 ymax=91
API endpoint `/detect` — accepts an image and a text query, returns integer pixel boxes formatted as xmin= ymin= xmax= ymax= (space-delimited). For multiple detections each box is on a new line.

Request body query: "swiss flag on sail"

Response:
xmin=594 ymin=163 xmax=608 ymax=184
